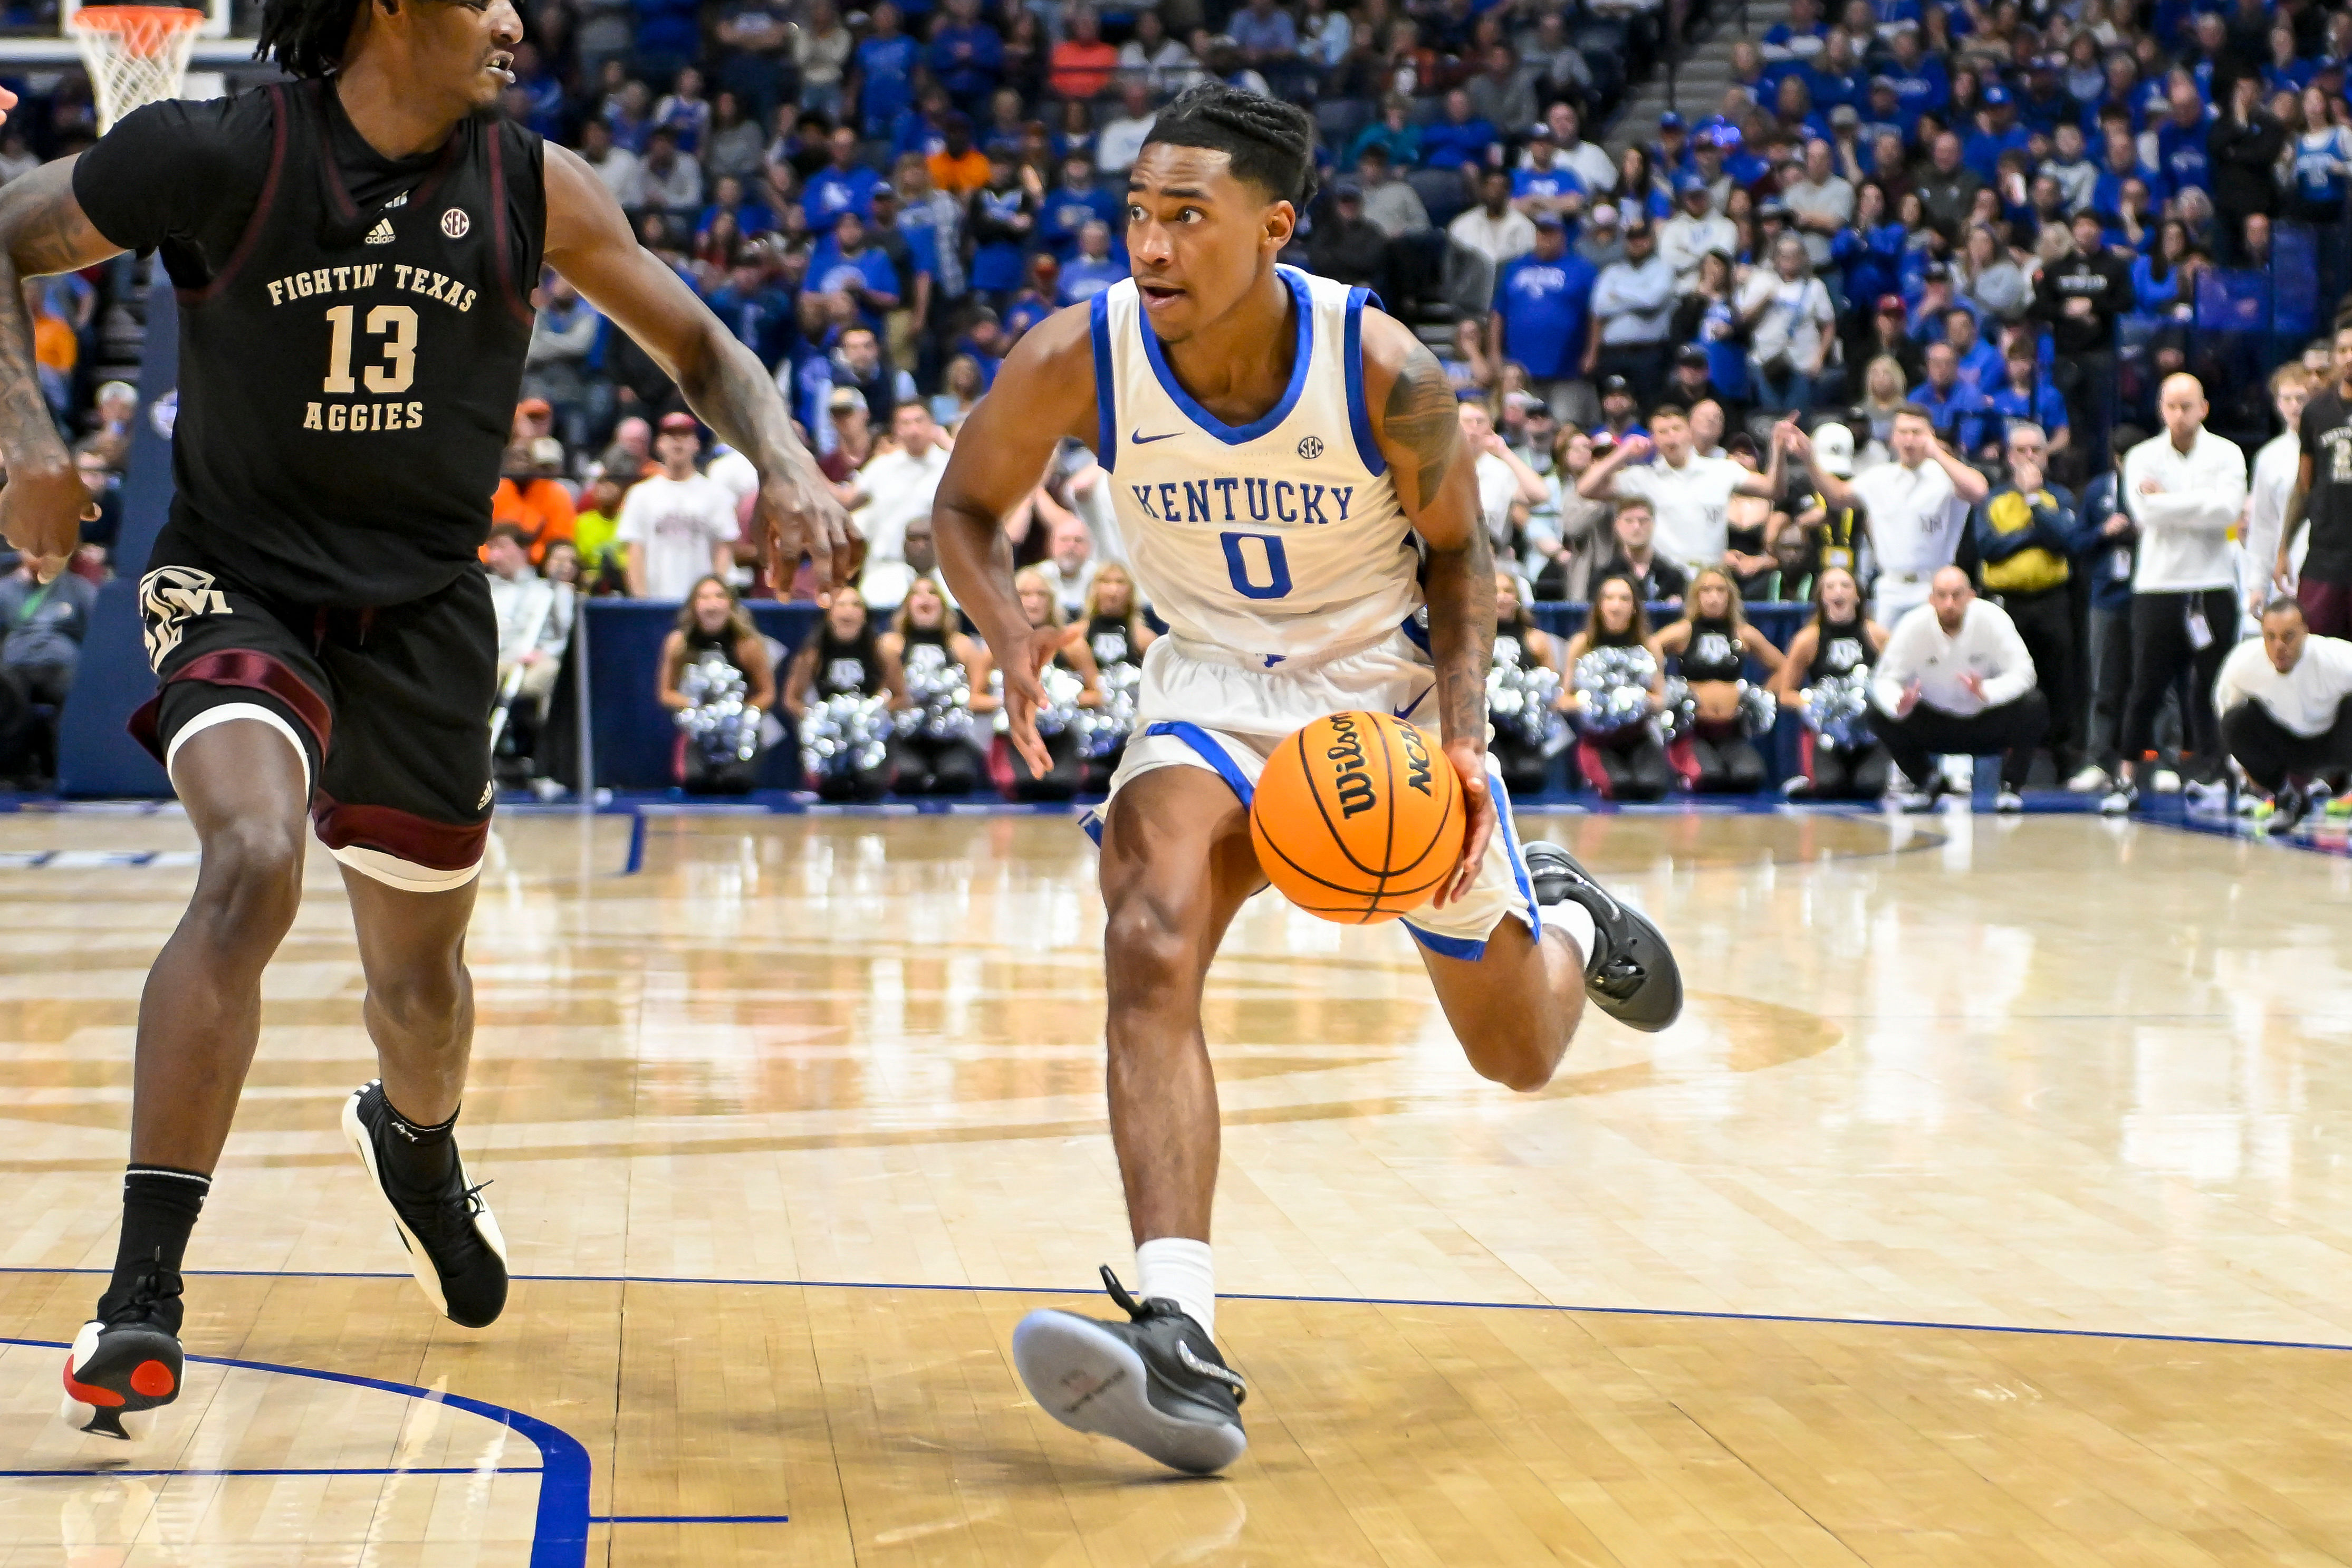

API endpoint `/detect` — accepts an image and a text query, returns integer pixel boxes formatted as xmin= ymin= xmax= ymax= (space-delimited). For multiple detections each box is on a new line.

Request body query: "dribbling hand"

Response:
xmin=1434 ymin=737 xmax=1495 ymax=907
xmin=758 ymin=462 xmax=862 ymax=604
xmin=995 ymin=624 xmax=1067 ymax=780
xmin=0 ymin=461 xmax=97 ymax=578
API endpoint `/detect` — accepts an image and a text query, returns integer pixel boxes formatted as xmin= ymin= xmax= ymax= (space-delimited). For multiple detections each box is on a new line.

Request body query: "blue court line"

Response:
xmin=0 ymin=1335 xmax=591 ymax=1568
xmin=0 ymin=1466 xmax=541 ymax=1478
xmin=8 ymin=1271 xmax=2352 ymax=1359
xmin=595 ymin=1514 xmax=790 ymax=1524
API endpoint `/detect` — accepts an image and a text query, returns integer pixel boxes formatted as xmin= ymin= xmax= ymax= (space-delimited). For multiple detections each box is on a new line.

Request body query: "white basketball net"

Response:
xmin=71 ymin=7 xmax=204 ymax=133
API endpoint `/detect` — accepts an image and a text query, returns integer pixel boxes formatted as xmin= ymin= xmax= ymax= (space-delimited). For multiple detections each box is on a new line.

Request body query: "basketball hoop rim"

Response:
xmin=70 ymin=5 xmax=207 ymax=52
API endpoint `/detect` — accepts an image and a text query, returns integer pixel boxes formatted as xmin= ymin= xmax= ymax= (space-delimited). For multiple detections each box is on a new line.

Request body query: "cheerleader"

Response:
xmin=658 ymin=576 xmax=777 ymax=795
xmin=1565 ymin=574 xmax=1675 ymax=801
xmin=1768 ymin=565 xmax=1891 ymax=799
xmin=1069 ymin=562 xmax=1155 ymax=792
xmin=969 ymin=566 xmax=1103 ymax=801
xmin=1654 ymin=566 xmax=1786 ymax=793
xmin=783 ymin=589 xmax=904 ymax=801
xmin=1490 ymin=570 xmax=1563 ymax=796
xmin=877 ymin=575 xmax=986 ymax=796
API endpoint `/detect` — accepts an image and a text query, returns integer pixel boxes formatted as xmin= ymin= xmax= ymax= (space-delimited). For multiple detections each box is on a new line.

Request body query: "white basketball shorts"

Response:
xmin=1080 ymin=628 xmax=1539 ymax=959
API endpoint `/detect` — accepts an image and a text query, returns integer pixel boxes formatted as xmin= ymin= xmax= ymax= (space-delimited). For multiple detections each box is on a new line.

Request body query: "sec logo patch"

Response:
xmin=1297 ymin=436 xmax=1324 ymax=460
xmin=441 ymin=209 xmax=471 ymax=238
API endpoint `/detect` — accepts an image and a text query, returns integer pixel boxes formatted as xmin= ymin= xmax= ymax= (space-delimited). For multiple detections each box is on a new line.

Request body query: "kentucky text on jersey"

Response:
xmin=1125 ymin=477 xmax=1358 ymax=526
xmin=264 ymin=263 xmax=478 ymax=313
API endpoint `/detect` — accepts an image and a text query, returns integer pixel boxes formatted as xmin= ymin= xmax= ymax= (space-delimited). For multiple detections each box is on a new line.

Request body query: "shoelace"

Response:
xmin=102 ymin=1262 xmax=184 ymax=1329
xmin=397 ymin=1176 xmax=494 ymax=1245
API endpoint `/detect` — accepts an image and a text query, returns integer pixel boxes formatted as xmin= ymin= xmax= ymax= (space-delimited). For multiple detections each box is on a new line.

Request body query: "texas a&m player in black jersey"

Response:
xmin=0 ymin=0 xmax=853 ymax=1437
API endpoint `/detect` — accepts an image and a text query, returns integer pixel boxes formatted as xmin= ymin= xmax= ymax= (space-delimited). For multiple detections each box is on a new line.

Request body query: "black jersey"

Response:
xmin=1682 ymin=616 xmax=1745 ymax=682
xmin=1809 ymin=613 xmax=1873 ymax=682
xmin=2298 ymin=389 xmax=2352 ymax=585
xmin=1086 ymin=613 xmax=1139 ymax=670
xmin=813 ymin=628 xmax=882 ymax=697
xmin=75 ymin=81 xmax=545 ymax=608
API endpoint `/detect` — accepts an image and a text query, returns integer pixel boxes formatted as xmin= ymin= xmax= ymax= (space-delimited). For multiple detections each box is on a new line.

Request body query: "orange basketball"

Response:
xmin=1249 ymin=711 xmax=1466 ymax=924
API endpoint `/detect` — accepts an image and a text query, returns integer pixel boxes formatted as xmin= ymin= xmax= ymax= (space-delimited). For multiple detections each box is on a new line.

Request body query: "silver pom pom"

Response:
xmin=1801 ymin=671 xmax=1875 ymax=752
xmin=677 ymin=650 xmax=762 ymax=767
xmin=1572 ymin=646 xmax=1660 ymax=737
xmin=798 ymin=691 xmax=892 ymax=781
xmin=1657 ymin=676 xmax=1694 ymax=742
xmin=1487 ymin=658 xmax=1566 ymax=752
xmin=1084 ymin=660 xmax=1142 ymax=758
xmin=1737 ymin=682 xmax=1779 ymax=738
xmin=899 ymin=641 xmax=975 ymax=743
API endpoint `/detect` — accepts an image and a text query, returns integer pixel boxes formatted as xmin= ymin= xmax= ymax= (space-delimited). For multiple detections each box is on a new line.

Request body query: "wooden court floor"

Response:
xmin=2 ymin=804 xmax=2350 ymax=1566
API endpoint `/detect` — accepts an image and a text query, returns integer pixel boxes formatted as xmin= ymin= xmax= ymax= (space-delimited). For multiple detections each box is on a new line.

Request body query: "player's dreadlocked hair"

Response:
xmin=1140 ymin=83 xmax=1320 ymax=213
xmin=255 ymin=0 xmax=367 ymax=78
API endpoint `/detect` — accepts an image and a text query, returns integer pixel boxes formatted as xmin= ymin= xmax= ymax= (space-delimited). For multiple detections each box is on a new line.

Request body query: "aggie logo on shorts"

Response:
xmin=138 ymin=566 xmax=233 ymax=668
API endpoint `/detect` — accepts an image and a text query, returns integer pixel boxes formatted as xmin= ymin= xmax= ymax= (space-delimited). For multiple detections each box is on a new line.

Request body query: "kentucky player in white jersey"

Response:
xmin=934 ymin=84 xmax=1681 ymax=1476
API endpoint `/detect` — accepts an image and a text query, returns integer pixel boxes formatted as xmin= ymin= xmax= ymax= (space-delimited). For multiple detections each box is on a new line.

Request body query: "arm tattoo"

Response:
xmin=1382 ymin=344 xmax=1460 ymax=513
xmin=0 ymin=165 xmax=118 ymax=472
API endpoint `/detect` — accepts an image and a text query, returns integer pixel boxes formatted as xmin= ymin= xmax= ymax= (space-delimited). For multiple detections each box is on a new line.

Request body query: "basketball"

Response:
xmin=1249 ymin=711 xmax=1466 ymax=924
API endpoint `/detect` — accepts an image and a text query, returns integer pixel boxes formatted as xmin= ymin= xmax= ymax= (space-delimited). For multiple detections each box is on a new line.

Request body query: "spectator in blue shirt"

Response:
xmin=1494 ymin=217 xmax=1600 ymax=401
xmin=1040 ymin=153 xmax=1122 ymax=262
xmin=1762 ymin=0 xmax=1827 ymax=62
xmin=966 ymin=151 xmax=1038 ymax=301
xmin=1228 ymin=0 xmax=1298 ymax=70
xmin=851 ymin=4 xmax=921 ymax=140
xmin=1884 ymin=31 xmax=1951 ymax=125
xmin=1421 ymin=89 xmax=1501 ymax=172
xmin=1806 ymin=32 xmax=1865 ymax=113
xmin=811 ymin=212 xmax=904 ymax=331
xmin=1859 ymin=78 xmax=1911 ymax=148
xmin=2092 ymin=126 xmax=2167 ymax=216
xmin=927 ymin=0 xmax=1005 ymax=115
xmin=2078 ymin=53 xmax=2149 ymax=136
xmin=804 ymin=126 xmax=882 ymax=228
xmin=1912 ymin=340 xmax=1994 ymax=451
xmin=1346 ymin=97 xmax=1424 ymax=170
xmin=1962 ymin=86 xmax=2035 ymax=184
xmin=705 ymin=255 xmax=796 ymax=366
xmin=698 ymin=175 xmax=776 ymax=241
xmin=1984 ymin=338 xmax=2072 ymax=455
xmin=2016 ymin=60 xmax=2076 ymax=136
xmin=890 ymin=85 xmax=955 ymax=161
xmin=1061 ymin=222 xmax=1128 ymax=303
xmin=2153 ymin=73 xmax=2214 ymax=195
xmin=1512 ymin=128 xmax=1588 ymax=222
xmin=2265 ymin=24 xmax=2317 ymax=99
xmin=1943 ymin=307 xmax=2005 ymax=393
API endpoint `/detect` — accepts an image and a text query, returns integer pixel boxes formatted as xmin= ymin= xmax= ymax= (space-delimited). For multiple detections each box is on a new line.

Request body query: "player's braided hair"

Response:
xmin=255 ymin=0 xmax=366 ymax=78
xmin=1140 ymin=83 xmax=1320 ymax=212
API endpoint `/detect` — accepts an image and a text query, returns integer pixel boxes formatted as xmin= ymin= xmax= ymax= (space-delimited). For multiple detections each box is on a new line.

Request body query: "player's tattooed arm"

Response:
xmin=0 ymin=159 xmax=119 ymax=566
xmin=1365 ymin=313 xmax=1495 ymax=905
xmin=541 ymin=144 xmax=858 ymax=599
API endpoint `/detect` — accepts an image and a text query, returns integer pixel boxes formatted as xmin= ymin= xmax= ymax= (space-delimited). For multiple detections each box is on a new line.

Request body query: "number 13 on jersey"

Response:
xmin=304 ymin=304 xmax=425 ymax=432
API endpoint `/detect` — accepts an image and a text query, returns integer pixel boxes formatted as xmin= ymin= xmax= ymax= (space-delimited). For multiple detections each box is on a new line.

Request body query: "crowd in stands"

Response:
xmin=1 ymin=0 xmax=2349 ymax=817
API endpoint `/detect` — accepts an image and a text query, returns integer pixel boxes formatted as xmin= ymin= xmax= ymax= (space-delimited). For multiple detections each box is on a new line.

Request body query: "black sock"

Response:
xmin=101 ymin=1165 xmax=208 ymax=1320
xmin=376 ymin=1095 xmax=459 ymax=1193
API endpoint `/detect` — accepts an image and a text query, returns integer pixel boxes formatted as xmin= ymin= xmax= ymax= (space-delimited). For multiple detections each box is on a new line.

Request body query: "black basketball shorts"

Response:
xmin=128 ymin=560 xmax=498 ymax=891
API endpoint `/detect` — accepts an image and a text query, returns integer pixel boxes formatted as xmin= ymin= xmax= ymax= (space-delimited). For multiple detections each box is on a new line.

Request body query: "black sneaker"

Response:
xmin=1524 ymin=839 xmax=1683 ymax=1032
xmin=60 ymin=1255 xmax=184 ymax=1441
xmin=1011 ymin=1266 xmax=1247 ymax=1475
xmin=342 ymin=1082 xmax=508 ymax=1329
xmin=2270 ymin=784 xmax=2310 ymax=836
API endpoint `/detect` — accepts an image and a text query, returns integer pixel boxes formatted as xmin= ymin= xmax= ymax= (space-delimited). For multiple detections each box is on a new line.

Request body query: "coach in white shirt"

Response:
xmin=1790 ymin=404 xmax=1988 ymax=626
xmin=2107 ymin=373 xmax=2248 ymax=812
xmin=1447 ymin=168 xmax=1539 ymax=266
xmin=853 ymin=402 xmax=952 ymax=608
xmin=2215 ymin=598 xmax=2352 ymax=824
xmin=617 ymin=413 xmax=742 ymax=600
xmin=1577 ymin=402 xmax=1784 ymax=568
xmin=1870 ymin=566 xmax=2046 ymax=808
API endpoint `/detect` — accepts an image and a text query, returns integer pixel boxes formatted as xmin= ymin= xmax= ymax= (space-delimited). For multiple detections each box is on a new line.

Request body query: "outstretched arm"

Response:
xmin=1362 ymin=310 xmax=1492 ymax=906
xmin=929 ymin=303 xmax=1098 ymax=778
xmin=0 ymin=159 xmax=119 ymax=565
xmin=543 ymin=145 xmax=856 ymax=597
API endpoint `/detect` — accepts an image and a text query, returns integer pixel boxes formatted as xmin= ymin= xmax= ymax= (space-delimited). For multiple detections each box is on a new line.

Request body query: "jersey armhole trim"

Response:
xmin=486 ymin=123 xmax=536 ymax=327
xmin=178 ymin=84 xmax=289 ymax=305
xmin=1343 ymin=286 xmax=1388 ymax=478
xmin=1090 ymin=288 xmax=1116 ymax=473
xmin=1139 ymin=265 xmax=1313 ymax=446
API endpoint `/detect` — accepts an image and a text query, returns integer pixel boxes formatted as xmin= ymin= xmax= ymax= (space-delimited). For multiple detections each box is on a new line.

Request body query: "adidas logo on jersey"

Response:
xmin=364 ymin=218 xmax=396 ymax=245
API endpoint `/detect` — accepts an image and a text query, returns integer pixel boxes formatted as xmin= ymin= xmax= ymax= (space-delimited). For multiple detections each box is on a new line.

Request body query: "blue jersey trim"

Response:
xmin=1343 ymin=287 xmax=1388 ymax=477
xmin=1138 ymin=266 xmax=1314 ymax=446
xmin=1405 ymin=923 xmax=1487 ymax=961
xmin=1090 ymin=290 xmax=1117 ymax=472
xmin=1400 ymin=759 xmax=1540 ymax=963
xmin=1143 ymin=720 xmax=1255 ymax=806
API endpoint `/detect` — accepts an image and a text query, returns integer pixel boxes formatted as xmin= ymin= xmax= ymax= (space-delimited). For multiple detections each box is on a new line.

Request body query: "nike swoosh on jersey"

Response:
xmin=1129 ymin=430 xmax=1178 ymax=444
xmin=1393 ymin=688 xmax=1431 ymax=721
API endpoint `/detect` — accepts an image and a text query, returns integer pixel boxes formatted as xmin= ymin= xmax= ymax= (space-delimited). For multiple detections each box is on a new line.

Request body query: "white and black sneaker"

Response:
xmin=1011 ymin=1267 xmax=1247 ymax=1475
xmin=59 ymin=1256 xmax=183 ymax=1441
xmin=343 ymin=1082 xmax=508 ymax=1329
xmin=1523 ymin=840 xmax=1682 ymax=1032
xmin=2099 ymin=782 xmax=2138 ymax=817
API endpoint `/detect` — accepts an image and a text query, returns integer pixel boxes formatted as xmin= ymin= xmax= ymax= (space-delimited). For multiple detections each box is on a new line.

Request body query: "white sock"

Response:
xmin=1135 ymin=1237 xmax=1216 ymax=1338
xmin=1549 ymin=899 xmax=1596 ymax=972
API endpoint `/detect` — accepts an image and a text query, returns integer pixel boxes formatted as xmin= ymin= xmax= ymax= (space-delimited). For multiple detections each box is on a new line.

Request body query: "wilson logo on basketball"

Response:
xmin=441 ymin=209 xmax=471 ymax=238
xmin=1250 ymin=711 xmax=1466 ymax=924
xmin=1326 ymin=713 xmax=1375 ymax=818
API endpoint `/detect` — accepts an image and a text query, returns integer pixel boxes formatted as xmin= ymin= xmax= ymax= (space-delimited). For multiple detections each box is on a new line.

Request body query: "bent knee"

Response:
xmin=193 ymin=821 xmax=306 ymax=935
xmin=1102 ymin=900 xmax=1206 ymax=1016
xmin=367 ymin=960 xmax=471 ymax=1036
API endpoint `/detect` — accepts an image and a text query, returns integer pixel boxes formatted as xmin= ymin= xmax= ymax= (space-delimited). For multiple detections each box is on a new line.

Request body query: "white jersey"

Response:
xmin=1092 ymin=266 xmax=1419 ymax=664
